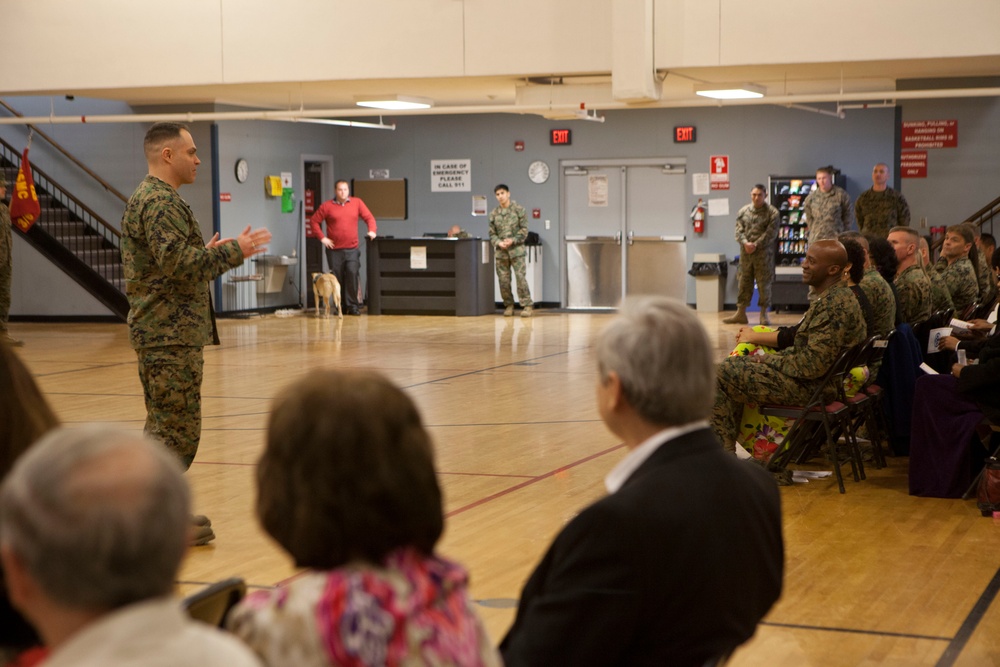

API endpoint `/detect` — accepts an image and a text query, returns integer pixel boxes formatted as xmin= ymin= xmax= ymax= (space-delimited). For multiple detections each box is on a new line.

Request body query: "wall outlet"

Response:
xmin=545 ymin=219 xmax=551 ymax=230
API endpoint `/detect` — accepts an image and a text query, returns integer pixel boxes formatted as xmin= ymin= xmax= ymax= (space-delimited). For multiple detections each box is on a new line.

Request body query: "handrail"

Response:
xmin=0 ymin=99 xmax=129 ymax=203
xmin=963 ymin=193 xmax=1000 ymax=229
xmin=0 ymin=137 xmax=121 ymax=241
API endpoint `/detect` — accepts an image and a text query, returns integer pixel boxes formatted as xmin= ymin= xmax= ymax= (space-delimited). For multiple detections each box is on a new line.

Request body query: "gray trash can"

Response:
xmin=689 ymin=253 xmax=727 ymax=312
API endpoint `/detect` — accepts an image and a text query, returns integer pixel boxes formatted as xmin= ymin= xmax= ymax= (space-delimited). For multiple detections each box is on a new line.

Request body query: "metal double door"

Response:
xmin=563 ymin=161 xmax=687 ymax=309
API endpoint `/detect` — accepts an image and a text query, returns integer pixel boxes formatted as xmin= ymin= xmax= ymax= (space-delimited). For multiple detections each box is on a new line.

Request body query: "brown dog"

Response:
xmin=312 ymin=272 xmax=343 ymax=319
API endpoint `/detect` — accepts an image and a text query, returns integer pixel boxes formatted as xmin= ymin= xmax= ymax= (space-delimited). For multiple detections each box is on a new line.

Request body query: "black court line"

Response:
xmin=935 ymin=563 xmax=1000 ymax=667
xmin=761 ymin=621 xmax=951 ymax=642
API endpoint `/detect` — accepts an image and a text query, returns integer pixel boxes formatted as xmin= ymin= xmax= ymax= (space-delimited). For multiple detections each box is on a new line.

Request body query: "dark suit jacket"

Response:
xmin=958 ymin=333 xmax=1000 ymax=423
xmin=500 ymin=428 xmax=784 ymax=667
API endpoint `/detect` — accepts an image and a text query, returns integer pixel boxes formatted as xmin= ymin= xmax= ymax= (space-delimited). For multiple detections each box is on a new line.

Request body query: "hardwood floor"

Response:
xmin=10 ymin=309 xmax=1000 ymax=666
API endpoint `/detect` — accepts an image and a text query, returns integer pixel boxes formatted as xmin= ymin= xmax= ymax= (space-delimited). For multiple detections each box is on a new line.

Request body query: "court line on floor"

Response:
xmin=761 ymin=621 xmax=951 ymax=642
xmin=444 ymin=443 xmax=626 ymax=518
xmin=935 ymin=563 xmax=1000 ymax=667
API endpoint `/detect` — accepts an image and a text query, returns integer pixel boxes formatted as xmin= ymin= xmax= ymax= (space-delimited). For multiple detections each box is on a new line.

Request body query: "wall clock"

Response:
xmin=235 ymin=158 xmax=250 ymax=183
xmin=528 ymin=160 xmax=550 ymax=184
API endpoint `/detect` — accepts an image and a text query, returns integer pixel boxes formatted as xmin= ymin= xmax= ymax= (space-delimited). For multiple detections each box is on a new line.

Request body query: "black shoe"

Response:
xmin=346 ymin=308 xmax=361 ymax=316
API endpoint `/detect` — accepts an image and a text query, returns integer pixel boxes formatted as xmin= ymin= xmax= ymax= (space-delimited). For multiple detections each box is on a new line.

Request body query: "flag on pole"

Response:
xmin=10 ymin=148 xmax=41 ymax=232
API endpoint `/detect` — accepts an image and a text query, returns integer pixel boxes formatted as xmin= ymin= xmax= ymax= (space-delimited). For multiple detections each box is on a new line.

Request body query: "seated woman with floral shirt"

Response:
xmin=227 ymin=369 xmax=500 ymax=667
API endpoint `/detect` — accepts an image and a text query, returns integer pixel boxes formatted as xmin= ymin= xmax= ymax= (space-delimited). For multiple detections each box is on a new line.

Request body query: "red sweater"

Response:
xmin=308 ymin=197 xmax=377 ymax=249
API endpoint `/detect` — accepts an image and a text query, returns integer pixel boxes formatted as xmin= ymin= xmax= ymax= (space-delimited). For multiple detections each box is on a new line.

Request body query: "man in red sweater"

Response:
xmin=308 ymin=180 xmax=377 ymax=315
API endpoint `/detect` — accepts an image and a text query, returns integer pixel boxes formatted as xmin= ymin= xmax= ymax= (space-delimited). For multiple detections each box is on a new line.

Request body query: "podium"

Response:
xmin=366 ymin=237 xmax=495 ymax=316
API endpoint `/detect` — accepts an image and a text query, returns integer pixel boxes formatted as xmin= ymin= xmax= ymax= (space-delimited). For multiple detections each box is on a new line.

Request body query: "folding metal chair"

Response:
xmin=846 ymin=333 xmax=893 ymax=469
xmin=181 ymin=577 xmax=247 ymax=628
xmin=763 ymin=344 xmax=863 ymax=494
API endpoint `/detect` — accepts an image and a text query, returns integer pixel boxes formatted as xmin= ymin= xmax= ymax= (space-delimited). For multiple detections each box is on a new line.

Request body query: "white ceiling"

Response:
xmin=54 ymin=55 xmax=1000 ymax=117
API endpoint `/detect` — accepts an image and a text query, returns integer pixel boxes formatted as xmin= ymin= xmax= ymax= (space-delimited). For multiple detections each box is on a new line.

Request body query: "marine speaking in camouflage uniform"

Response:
xmin=854 ymin=163 xmax=911 ymax=238
xmin=887 ymin=227 xmax=932 ymax=326
xmin=122 ymin=123 xmax=271 ymax=474
xmin=0 ymin=173 xmax=16 ymax=346
xmin=725 ymin=185 xmax=778 ymax=325
xmin=803 ymin=166 xmax=852 ymax=246
xmin=489 ymin=184 xmax=533 ymax=317
xmin=933 ymin=224 xmax=980 ymax=316
xmin=712 ymin=240 xmax=865 ymax=453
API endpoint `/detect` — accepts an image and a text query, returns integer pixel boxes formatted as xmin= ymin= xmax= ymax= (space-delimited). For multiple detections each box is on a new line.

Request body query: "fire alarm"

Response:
xmin=514 ymin=141 xmax=525 ymax=152
xmin=532 ymin=208 xmax=541 ymax=219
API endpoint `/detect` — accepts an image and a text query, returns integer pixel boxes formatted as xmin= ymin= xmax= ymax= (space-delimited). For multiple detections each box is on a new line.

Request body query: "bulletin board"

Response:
xmin=351 ymin=178 xmax=408 ymax=220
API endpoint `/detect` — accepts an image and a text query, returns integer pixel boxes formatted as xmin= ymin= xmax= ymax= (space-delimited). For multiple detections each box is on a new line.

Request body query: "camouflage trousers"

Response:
xmin=735 ymin=253 xmax=774 ymax=309
xmin=136 ymin=345 xmax=204 ymax=470
xmin=495 ymin=250 xmax=532 ymax=308
xmin=711 ymin=356 xmax=816 ymax=452
xmin=0 ymin=260 xmax=10 ymax=329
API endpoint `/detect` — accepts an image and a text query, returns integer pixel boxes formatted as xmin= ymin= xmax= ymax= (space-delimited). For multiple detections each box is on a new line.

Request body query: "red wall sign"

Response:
xmin=901 ymin=120 xmax=958 ymax=149
xmin=900 ymin=151 xmax=928 ymax=178
xmin=709 ymin=155 xmax=730 ymax=190
xmin=219 ymin=192 xmax=232 ymax=202
xmin=674 ymin=126 xmax=696 ymax=143
xmin=550 ymin=129 xmax=572 ymax=145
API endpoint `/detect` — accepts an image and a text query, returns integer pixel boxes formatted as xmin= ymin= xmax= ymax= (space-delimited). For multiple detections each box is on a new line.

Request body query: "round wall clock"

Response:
xmin=528 ymin=160 xmax=550 ymax=184
xmin=235 ymin=158 xmax=250 ymax=183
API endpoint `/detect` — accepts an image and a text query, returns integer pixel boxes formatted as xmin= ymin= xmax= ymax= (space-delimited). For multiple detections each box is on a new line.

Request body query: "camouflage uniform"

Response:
xmin=934 ymin=256 xmax=978 ymax=315
xmin=733 ymin=203 xmax=779 ymax=309
xmin=976 ymin=249 xmax=996 ymax=306
xmin=924 ymin=266 xmax=954 ymax=313
xmin=712 ymin=281 xmax=865 ymax=451
xmin=859 ymin=268 xmax=896 ymax=338
xmin=0 ymin=199 xmax=11 ymax=333
xmin=803 ymin=186 xmax=852 ymax=245
xmin=894 ymin=264 xmax=932 ymax=326
xmin=121 ymin=175 xmax=244 ymax=469
xmin=489 ymin=200 xmax=532 ymax=308
xmin=853 ymin=188 xmax=911 ymax=238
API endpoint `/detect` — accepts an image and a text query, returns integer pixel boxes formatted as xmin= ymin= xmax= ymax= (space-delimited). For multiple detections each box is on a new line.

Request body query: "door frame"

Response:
xmin=559 ymin=156 xmax=687 ymax=307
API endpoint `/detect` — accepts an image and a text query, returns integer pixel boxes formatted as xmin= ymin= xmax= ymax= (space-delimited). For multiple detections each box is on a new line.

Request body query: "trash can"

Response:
xmin=688 ymin=253 xmax=727 ymax=313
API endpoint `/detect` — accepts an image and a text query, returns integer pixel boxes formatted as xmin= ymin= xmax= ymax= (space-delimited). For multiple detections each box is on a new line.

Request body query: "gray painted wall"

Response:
xmin=8 ymin=94 xmax=1000 ymax=316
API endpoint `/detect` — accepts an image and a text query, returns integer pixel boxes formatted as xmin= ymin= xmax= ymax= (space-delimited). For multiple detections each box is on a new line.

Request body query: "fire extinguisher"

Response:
xmin=690 ymin=198 xmax=706 ymax=234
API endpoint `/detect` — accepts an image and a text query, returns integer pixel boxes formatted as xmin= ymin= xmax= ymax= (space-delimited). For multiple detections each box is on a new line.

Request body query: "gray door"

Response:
xmin=562 ymin=160 xmax=687 ymax=309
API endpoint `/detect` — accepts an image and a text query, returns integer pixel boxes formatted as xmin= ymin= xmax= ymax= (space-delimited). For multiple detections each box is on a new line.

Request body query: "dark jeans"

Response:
xmin=325 ymin=246 xmax=361 ymax=311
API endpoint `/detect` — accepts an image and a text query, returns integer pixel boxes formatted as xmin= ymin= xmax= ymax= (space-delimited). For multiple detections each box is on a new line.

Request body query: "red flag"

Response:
xmin=10 ymin=148 xmax=41 ymax=232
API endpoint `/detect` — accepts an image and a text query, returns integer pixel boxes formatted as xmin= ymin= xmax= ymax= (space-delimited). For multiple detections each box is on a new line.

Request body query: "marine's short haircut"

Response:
xmin=143 ymin=122 xmax=188 ymax=161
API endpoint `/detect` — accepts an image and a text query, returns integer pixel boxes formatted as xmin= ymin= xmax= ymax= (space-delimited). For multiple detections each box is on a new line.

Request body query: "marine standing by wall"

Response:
xmin=725 ymin=184 xmax=778 ymax=325
xmin=489 ymin=184 xmax=533 ymax=318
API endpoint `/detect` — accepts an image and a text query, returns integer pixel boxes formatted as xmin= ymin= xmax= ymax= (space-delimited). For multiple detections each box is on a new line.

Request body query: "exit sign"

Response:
xmin=550 ymin=129 xmax=572 ymax=146
xmin=674 ymin=126 xmax=697 ymax=143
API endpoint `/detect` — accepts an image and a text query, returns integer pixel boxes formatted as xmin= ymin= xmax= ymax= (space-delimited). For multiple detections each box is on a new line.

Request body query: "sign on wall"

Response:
xmin=709 ymin=155 xmax=730 ymax=191
xmin=431 ymin=159 xmax=471 ymax=192
xmin=901 ymin=120 xmax=958 ymax=149
xmin=901 ymin=151 xmax=928 ymax=178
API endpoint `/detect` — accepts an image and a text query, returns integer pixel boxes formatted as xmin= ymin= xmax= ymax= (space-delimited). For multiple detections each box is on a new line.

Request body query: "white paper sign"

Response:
xmin=707 ymin=198 xmax=729 ymax=217
xmin=692 ymin=173 xmax=710 ymax=195
xmin=410 ymin=246 xmax=427 ymax=269
xmin=431 ymin=159 xmax=471 ymax=192
xmin=472 ymin=195 xmax=488 ymax=216
xmin=588 ymin=175 xmax=608 ymax=207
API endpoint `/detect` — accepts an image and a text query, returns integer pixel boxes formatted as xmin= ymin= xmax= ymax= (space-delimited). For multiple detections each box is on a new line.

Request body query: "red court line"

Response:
xmin=438 ymin=471 xmax=536 ymax=479
xmin=445 ymin=443 xmax=626 ymax=518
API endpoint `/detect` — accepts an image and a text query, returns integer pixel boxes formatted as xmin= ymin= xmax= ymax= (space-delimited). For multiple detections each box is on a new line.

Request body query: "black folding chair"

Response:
xmin=763 ymin=344 xmax=863 ymax=494
xmin=181 ymin=577 xmax=247 ymax=628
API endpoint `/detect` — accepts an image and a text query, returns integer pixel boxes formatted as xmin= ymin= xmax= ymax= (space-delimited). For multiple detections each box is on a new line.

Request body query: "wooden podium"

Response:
xmin=366 ymin=237 xmax=495 ymax=316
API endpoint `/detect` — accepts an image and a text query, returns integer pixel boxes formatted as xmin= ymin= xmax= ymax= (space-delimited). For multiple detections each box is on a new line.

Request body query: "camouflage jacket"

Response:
xmin=934 ymin=256 xmax=979 ymax=315
xmin=924 ymin=265 xmax=955 ymax=313
xmin=894 ymin=264 xmax=932 ymax=325
xmin=734 ymin=203 xmax=778 ymax=255
xmin=977 ymin=249 xmax=996 ymax=305
xmin=0 ymin=203 xmax=10 ymax=269
xmin=803 ymin=186 xmax=852 ymax=244
xmin=854 ymin=188 xmax=910 ymax=238
xmin=859 ymin=268 xmax=897 ymax=337
xmin=488 ymin=201 xmax=528 ymax=258
xmin=121 ymin=176 xmax=244 ymax=349
xmin=761 ymin=280 xmax=865 ymax=381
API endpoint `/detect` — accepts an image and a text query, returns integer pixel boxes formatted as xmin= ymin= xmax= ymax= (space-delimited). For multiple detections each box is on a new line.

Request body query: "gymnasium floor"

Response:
xmin=12 ymin=308 xmax=1000 ymax=666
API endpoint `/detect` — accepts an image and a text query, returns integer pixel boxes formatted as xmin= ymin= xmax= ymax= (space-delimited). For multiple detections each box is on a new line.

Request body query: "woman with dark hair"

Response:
xmin=865 ymin=235 xmax=901 ymax=327
xmin=228 ymin=369 xmax=500 ymax=667
xmin=0 ymin=343 xmax=60 ymax=665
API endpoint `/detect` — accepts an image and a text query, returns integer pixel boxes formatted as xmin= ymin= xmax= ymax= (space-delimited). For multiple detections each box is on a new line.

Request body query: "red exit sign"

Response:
xmin=674 ymin=126 xmax=697 ymax=143
xmin=550 ymin=129 xmax=572 ymax=146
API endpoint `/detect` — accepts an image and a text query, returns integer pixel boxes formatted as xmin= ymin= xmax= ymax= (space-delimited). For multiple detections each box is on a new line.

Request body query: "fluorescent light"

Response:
xmin=694 ymin=84 xmax=765 ymax=100
xmin=355 ymin=95 xmax=433 ymax=110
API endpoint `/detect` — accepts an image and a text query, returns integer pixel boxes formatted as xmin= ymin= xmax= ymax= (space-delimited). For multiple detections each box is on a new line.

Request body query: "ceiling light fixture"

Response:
xmin=694 ymin=84 xmax=765 ymax=100
xmin=355 ymin=95 xmax=433 ymax=110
